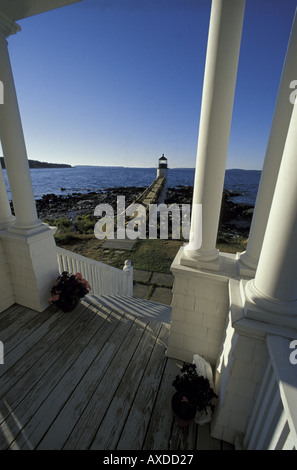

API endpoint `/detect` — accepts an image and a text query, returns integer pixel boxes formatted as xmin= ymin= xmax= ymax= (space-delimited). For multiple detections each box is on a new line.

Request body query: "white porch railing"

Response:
xmin=56 ymin=247 xmax=133 ymax=297
xmin=244 ymin=335 xmax=297 ymax=450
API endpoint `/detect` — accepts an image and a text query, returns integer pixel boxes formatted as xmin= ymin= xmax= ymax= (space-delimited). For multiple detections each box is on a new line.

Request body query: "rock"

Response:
xmin=36 ymin=185 xmax=253 ymax=237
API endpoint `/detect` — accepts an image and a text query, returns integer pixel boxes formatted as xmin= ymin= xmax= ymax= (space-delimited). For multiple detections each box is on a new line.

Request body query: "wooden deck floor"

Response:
xmin=0 ymin=298 xmax=232 ymax=451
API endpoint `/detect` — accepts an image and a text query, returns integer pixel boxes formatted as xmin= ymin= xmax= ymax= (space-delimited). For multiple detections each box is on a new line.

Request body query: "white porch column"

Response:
xmin=0 ymin=166 xmax=15 ymax=229
xmin=0 ymin=13 xmax=42 ymax=233
xmin=238 ymin=10 xmax=297 ymax=276
xmin=213 ymin=97 xmax=297 ymax=441
xmin=244 ymin=95 xmax=297 ymax=327
xmin=181 ymin=0 xmax=246 ymax=271
xmin=0 ymin=12 xmax=59 ymax=312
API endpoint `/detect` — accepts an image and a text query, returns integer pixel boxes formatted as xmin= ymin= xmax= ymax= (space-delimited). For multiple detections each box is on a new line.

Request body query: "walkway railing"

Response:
xmin=56 ymin=247 xmax=133 ymax=297
xmin=130 ymin=176 xmax=166 ymax=209
xmin=244 ymin=335 xmax=297 ymax=450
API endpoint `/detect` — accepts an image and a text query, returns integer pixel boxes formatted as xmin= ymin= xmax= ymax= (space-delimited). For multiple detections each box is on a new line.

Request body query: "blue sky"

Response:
xmin=4 ymin=0 xmax=297 ymax=170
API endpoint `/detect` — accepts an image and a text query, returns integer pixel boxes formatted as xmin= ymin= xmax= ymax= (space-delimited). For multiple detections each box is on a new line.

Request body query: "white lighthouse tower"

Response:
xmin=157 ymin=154 xmax=168 ymax=179
xmin=156 ymin=154 xmax=168 ymax=204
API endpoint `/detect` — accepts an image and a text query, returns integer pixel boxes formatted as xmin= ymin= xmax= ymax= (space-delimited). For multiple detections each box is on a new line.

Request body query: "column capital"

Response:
xmin=0 ymin=12 xmax=21 ymax=41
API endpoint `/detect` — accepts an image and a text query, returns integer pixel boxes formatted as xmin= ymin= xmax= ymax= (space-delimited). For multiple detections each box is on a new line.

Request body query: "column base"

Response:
xmin=7 ymin=218 xmax=45 ymax=235
xmin=0 ymin=223 xmax=59 ymax=312
xmin=0 ymin=214 xmax=16 ymax=230
xmin=181 ymin=244 xmax=220 ymax=271
xmin=236 ymin=251 xmax=257 ymax=278
xmin=243 ymin=279 xmax=297 ymax=330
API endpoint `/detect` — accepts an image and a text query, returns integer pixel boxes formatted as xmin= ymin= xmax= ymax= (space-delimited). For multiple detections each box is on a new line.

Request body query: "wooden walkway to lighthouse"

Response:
xmin=133 ymin=175 xmax=166 ymax=208
xmin=102 ymin=175 xmax=166 ymax=250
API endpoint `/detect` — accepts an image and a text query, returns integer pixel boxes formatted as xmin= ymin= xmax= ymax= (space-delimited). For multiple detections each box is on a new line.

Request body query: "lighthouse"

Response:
xmin=156 ymin=154 xmax=168 ymax=203
xmin=157 ymin=154 xmax=168 ymax=179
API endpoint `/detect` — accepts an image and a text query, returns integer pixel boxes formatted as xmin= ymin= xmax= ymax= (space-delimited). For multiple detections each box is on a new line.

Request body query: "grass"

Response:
xmin=53 ymin=229 xmax=183 ymax=273
xmin=217 ymin=239 xmax=248 ymax=254
xmin=128 ymin=239 xmax=184 ymax=273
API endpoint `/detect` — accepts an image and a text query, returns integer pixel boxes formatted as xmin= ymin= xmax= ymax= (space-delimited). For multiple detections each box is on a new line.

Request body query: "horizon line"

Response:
xmin=71 ymin=165 xmax=262 ymax=171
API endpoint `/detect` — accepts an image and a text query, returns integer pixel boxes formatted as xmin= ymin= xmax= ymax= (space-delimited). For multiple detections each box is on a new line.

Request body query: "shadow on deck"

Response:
xmin=0 ymin=298 xmax=232 ymax=450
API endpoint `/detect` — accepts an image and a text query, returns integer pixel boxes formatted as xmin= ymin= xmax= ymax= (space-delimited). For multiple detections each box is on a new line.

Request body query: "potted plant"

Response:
xmin=172 ymin=361 xmax=217 ymax=427
xmin=48 ymin=271 xmax=91 ymax=312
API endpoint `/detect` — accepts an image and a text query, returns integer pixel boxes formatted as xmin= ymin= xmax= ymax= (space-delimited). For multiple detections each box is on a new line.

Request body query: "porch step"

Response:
xmin=88 ymin=294 xmax=172 ymax=324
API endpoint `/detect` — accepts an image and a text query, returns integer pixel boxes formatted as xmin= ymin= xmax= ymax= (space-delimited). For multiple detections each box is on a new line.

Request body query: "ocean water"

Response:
xmin=3 ymin=166 xmax=261 ymax=206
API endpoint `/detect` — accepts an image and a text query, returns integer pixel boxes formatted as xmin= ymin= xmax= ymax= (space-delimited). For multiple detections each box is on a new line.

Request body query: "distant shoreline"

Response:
xmin=0 ymin=157 xmax=71 ymax=169
xmin=0 ymin=160 xmax=262 ymax=171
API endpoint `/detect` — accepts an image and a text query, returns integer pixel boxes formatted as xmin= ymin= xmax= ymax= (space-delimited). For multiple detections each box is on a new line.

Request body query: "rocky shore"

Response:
xmin=165 ymin=186 xmax=253 ymax=240
xmin=32 ymin=185 xmax=253 ymax=238
xmin=35 ymin=186 xmax=147 ymax=221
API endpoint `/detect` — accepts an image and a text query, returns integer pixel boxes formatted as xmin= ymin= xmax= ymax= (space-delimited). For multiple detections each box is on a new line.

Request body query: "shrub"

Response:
xmin=75 ymin=214 xmax=96 ymax=234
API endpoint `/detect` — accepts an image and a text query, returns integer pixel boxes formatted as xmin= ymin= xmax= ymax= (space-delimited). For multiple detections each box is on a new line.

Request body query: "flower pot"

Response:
xmin=49 ymin=271 xmax=91 ymax=313
xmin=171 ymin=392 xmax=196 ymax=428
xmin=56 ymin=298 xmax=79 ymax=312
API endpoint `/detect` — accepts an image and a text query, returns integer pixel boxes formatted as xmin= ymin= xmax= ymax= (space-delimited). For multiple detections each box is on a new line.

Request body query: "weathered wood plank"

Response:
xmin=62 ymin=316 xmax=151 ymax=450
xmin=116 ymin=323 xmax=170 ymax=450
xmin=143 ymin=355 xmax=198 ymax=451
xmin=0 ymin=301 xmax=229 ymax=451
xmin=0 ymin=306 xmax=39 ymax=343
xmin=0 ymin=304 xmax=31 ymax=330
xmin=0 ymin=302 xmax=90 ymax=403
xmin=142 ymin=357 xmax=180 ymax=450
xmin=89 ymin=319 xmax=163 ymax=450
xmin=2 ymin=305 xmax=62 ymax=359
xmin=0 ymin=304 xmax=113 ymax=449
xmin=10 ymin=307 xmax=125 ymax=450
xmin=37 ymin=313 xmax=148 ymax=450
